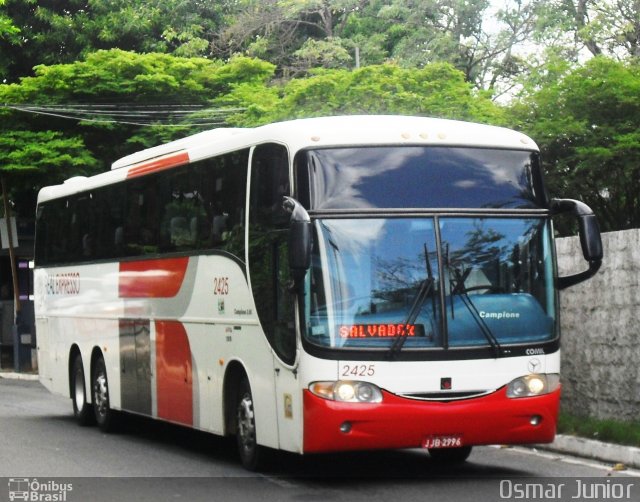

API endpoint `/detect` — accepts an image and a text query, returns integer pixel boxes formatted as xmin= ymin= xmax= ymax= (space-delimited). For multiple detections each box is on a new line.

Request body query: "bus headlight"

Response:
xmin=506 ymin=374 xmax=560 ymax=398
xmin=309 ymin=381 xmax=383 ymax=403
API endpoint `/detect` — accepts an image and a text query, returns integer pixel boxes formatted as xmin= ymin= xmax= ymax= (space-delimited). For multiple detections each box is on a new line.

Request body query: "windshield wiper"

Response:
xmin=388 ymin=243 xmax=434 ymax=360
xmin=449 ymin=267 xmax=503 ymax=358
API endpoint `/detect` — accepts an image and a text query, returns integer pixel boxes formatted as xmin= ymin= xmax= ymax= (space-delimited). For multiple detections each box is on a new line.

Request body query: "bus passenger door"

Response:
xmin=270 ymin=241 xmax=300 ymax=452
xmin=249 ymin=144 xmax=301 ymax=452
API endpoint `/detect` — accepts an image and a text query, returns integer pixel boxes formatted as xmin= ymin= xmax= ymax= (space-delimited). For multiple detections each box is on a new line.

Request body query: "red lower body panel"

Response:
xmin=303 ymin=387 xmax=560 ymax=453
xmin=155 ymin=320 xmax=193 ymax=426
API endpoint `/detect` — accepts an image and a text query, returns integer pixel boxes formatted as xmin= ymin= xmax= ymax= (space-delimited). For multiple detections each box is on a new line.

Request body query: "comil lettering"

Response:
xmin=479 ymin=311 xmax=520 ymax=320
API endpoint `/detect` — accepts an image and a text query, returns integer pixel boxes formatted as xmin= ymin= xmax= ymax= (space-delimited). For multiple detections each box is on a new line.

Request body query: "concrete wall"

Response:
xmin=556 ymin=229 xmax=640 ymax=421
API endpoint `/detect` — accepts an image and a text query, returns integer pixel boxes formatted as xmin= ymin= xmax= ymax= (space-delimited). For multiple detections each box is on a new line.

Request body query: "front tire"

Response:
xmin=428 ymin=446 xmax=473 ymax=464
xmin=236 ymin=377 xmax=266 ymax=471
xmin=71 ymin=354 xmax=94 ymax=426
xmin=92 ymin=355 xmax=116 ymax=432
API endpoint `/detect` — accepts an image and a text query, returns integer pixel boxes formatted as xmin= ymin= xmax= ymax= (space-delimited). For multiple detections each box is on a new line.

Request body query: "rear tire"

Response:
xmin=428 ymin=446 xmax=473 ymax=464
xmin=71 ymin=354 xmax=94 ymax=426
xmin=92 ymin=355 xmax=117 ymax=432
xmin=236 ymin=377 xmax=266 ymax=471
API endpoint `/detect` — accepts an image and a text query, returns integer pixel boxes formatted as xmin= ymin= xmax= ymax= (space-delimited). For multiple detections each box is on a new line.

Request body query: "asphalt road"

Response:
xmin=0 ymin=377 xmax=638 ymax=502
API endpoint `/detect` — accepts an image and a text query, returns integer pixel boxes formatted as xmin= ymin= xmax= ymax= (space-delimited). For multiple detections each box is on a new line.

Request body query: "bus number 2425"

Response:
xmin=341 ymin=364 xmax=376 ymax=377
xmin=214 ymin=277 xmax=229 ymax=295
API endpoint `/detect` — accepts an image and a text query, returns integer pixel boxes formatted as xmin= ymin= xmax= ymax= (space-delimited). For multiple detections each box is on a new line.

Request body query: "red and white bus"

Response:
xmin=34 ymin=115 xmax=602 ymax=469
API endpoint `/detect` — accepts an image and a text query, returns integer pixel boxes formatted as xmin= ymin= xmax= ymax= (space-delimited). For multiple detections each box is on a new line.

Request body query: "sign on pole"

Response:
xmin=0 ymin=217 xmax=18 ymax=249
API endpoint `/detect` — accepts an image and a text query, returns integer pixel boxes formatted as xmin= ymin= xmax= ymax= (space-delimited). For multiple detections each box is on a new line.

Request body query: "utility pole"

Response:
xmin=1 ymin=176 xmax=20 ymax=319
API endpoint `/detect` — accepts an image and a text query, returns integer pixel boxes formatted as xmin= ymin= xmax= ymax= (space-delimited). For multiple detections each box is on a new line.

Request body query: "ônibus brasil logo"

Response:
xmin=8 ymin=478 xmax=73 ymax=502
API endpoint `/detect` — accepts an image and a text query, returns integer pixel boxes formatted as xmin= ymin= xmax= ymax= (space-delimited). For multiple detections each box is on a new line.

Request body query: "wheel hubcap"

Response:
xmin=94 ymin=371 xmax=108 ymax=417
xmin=237 ymin=394 xmax=256 ymax=454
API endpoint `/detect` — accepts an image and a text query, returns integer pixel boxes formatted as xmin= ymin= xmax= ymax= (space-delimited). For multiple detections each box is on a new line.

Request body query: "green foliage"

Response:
xmin=220 ymin=62 xmax=505 ymax=126
xmin=0 ymin=0 xmax=19 ymax=41
xmin=0 ymin=129 xmax=98 ymax=216
xmin=292 ymin=38 xmax=353 ymax=71
xmin=0 ymin=130 xmax=97 ymax=174
xmin=2 ymin=50 xmax=274 ymax=103
xmin=0 ymin=49 xmax=274 ymax=135
xmin=513 ymin=57 xmax=640 ymax=232
xmin=0 ymin=50 xmax=276 ymax=214
xmin=0 ymin=0 xmax=227 ymax=81
xmin=0 ymin=0 xmax=19 ymax=78
xmin=559 ymin=412 xmax=640 ymax=448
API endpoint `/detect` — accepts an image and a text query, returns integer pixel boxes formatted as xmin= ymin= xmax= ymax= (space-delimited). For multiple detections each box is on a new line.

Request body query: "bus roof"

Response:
xmin=38 ymin=115 xmax=538 ymax=202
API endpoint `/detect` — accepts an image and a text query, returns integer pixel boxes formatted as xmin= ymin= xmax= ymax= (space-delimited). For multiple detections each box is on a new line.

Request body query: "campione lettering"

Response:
xmin=479 ymin=311 xmax=520 ymax=320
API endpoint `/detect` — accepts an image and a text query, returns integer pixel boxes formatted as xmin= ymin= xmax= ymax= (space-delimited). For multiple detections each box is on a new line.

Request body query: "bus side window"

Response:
xmin=206 ymin=150 xmax=248 ymax=258
xmin=248 ymin=143 xmax=296 ymax=364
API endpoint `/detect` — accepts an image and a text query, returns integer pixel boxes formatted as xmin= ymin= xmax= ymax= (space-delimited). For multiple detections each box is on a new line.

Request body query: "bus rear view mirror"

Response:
xmin=551 ymin=198 xmax=603 ymax=289
xmin=283 ymin=196 xmax=312 ymax=288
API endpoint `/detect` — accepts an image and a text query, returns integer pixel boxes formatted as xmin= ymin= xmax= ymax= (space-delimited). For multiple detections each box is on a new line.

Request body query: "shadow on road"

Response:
xmin=83 ymin=410 xmax=530 ymax=480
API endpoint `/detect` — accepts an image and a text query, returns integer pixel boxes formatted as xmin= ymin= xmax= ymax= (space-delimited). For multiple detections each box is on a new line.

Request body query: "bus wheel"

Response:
xmin=92 ymin=356 xmax=116 ymax=432
xmin=236 ymin=377 xmax=265 ymax=471
xmin=428 ymin=446 xmax=473 ymax=464
xmin=71 ymin=354 xmax=94 ymax=426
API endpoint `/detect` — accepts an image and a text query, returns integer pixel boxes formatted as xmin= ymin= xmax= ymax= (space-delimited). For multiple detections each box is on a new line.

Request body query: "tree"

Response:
xmin=0 ymin=131 xmax=98 ymax=215
xmin=0 ymin=0 xmax=228 ymax=81
xmin=0 ymin=0 xmax=20 ymax=79
xmin=534 ymin=1 xmax=640 ymax=61
xmin=0 ymin=50 xmax=275 ymax=213
xmin=213 ymin=0 xmax=366 ymax=76
xmin=513 ymin=57 xmax=640 ymax=233
xmin=213 ymin=0 xmax=549 ymax=95
xmin=218 ymin=62 xmax=505 ymax=126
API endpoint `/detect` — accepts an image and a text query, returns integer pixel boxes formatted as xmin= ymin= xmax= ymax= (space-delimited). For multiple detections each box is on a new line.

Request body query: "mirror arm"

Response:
xmin=550 ymin=198 xmax=594 ymax=217
xmin=283 ymin=196 xmax=310 ymax=224
xmin=551 ymin=198 xmax=603 ymax=290
xmin=556 ymin=260 xmax=601 ymax=290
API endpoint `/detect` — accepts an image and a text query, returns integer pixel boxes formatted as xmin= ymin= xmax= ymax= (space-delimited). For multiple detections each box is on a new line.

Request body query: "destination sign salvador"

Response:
xmin=338 ymin=323 xmax=425 ymax=339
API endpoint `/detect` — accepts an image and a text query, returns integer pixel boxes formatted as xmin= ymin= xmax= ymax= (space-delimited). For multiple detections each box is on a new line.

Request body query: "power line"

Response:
xmin=2 ymin=103 xmax=246 ymax=127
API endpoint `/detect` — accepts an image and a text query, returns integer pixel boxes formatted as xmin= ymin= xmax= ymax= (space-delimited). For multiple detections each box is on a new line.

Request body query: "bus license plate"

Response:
xmin=422 ymin=435 xmax=463 ymax=449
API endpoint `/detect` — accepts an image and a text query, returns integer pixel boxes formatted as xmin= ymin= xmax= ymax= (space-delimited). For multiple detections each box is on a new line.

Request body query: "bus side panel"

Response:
xmin=155 ymin=320 xmax=193 ymax=426
xmin=46 ymin=317 xmax=69 ymax=397
xmin=185 ymin=255 xmax=280 ymax=450
xmin=35 ymin=318 xmax=52 ymax=391
xmin=34 ymin=268 xmax=54 ymax=392
xmin=34 ymin=263 xmax=124 ymax=406
xmin=119 ymin=319 xmax=152 ymax=415
xmin=187 ymin=322 xmax=222 ymax=433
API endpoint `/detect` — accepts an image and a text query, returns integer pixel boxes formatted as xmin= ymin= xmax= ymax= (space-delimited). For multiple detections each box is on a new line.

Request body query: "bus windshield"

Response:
xmin=304 ymin=217 xmax=556 ymax=352
xmin=298 ymin=146 xmax=545 ymax=210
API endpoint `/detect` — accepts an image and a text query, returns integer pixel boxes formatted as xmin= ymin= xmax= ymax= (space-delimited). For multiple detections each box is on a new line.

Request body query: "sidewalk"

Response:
xmin=536 ymin=434 xmax=640 ymax=470
xmin=0 ymin=370 xmax=39 ymax=381
xmin=2 ymin=370 xmax=639 ymax=469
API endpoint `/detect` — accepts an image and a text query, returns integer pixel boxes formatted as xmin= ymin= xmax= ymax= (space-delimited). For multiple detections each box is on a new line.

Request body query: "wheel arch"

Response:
xmin=222 ymin=360 xmax=249 ymax=436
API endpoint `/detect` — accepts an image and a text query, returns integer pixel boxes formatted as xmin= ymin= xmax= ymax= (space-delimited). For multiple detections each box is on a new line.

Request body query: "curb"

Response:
xmin=536 ymin=434 xmax=640 ymax=470
xmin=0 ymin=371 xmax=39 ymax=381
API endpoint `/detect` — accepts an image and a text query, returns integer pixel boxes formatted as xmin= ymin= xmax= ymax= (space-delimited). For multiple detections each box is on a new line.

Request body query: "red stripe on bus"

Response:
xmin=119 ymin=257 xmax=189 ymax=298
xmin=155 ymin=320 xmax=193 ymax=426
xmin=126 ymin=151 xmax=190 ymax=178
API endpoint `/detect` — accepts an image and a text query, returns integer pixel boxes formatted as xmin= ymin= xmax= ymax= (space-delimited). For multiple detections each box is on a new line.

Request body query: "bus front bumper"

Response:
xmin=303 ymin=386 xmax=560 ymax=453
